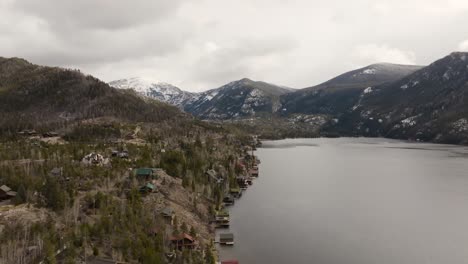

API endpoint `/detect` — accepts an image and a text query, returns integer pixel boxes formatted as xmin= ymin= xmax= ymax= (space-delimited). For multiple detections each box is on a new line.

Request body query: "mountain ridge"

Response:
xmin=326 ymin=52 xmax=468 ymax=144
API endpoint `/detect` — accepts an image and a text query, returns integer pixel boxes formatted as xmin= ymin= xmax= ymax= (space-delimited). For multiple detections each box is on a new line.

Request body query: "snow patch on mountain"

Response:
xmin=362 ymin=68 xmax=376 ymax=74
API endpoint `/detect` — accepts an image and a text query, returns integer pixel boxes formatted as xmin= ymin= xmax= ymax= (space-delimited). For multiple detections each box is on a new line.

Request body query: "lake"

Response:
xmin=217 ymin=138 xmax=468 ymax=264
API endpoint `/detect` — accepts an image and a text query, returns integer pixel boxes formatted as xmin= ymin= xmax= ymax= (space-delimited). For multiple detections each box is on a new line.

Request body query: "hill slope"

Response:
xmin=0 ymin=57 xmax=186 ymax=132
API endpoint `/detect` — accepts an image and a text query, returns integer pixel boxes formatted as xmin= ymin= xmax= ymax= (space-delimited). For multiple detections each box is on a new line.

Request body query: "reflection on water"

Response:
xmin=218 ymin=138 xmax=468 ymax=264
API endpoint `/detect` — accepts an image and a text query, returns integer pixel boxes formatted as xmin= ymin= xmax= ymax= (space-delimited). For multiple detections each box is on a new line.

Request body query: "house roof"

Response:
xmin=161 ymin=207 xmax=173 ymax=216
xmin=136 ymin=168 xmax=153 ymax=176
xmin=169 ymin=233 xmax=195 ymax=242
xmin=0 ymin=185 xmax=11 ymax=192
xmin=6 ymin=191 xmax=17 ymax=197
xmin=144 ymin=183 xmax=155 ymax=190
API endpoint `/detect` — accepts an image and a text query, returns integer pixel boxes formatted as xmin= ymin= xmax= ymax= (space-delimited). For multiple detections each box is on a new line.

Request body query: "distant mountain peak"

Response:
xmin=239 ymin=77 xmax=253 ymax=82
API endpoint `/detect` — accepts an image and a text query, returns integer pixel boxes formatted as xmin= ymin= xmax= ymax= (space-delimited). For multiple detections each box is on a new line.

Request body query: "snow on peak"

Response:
xmin=109 ymin=77 xmax=195 ymax=108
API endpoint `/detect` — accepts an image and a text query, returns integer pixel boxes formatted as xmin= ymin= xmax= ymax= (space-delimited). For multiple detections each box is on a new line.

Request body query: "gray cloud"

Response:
xmin=1 ymin=0 xmax=468 ymax=91
xmin=13 ymin=0 xmax=186 ymax=30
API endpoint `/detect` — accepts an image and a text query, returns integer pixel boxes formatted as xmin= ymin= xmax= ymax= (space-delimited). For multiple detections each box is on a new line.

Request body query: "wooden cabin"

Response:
xmin=169 ymin=233 xmax=197 ymax=250
xmin=219 ymin=233 xmax=234 ymax=245
xmin=0 ymin=185 xmax=16 ymax=200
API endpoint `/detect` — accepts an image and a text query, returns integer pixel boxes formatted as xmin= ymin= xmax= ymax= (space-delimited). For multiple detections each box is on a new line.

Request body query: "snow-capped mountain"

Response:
xmin=184 ymin=78 xmax=294 ymax=119
xmin=109 ymin=77 xmax=196 ymax=108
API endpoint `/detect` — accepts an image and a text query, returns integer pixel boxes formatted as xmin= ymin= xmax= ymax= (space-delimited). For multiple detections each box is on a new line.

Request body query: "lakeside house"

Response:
xmin=139 ymin=183 xmax=156 ymax=194
xmin=219 ymin=233 xmax=234 ymax=245
xmin=161 ymin=207 xmax=175 ymax=225
xmin=229 ymin=187 xmax=242 ymax=198
xmin=246 ymin=177 xmax=253 ymax=185
xmin=223 ymin=195 xmax=235 ymax=206
xmin=169 ymin=233 xmax=197 ymax=250
xmin=249 ymin=168 xmax=259 ymax=177
xmin=215 ymin=210 xmax=230 ymax=228
xmin=236 ymin=177 xmax=248 ymax=189
xmin=0 ymin=185 xmax=16 ymax=200
xmin=135 ymin=168 xmax=156 ymax=180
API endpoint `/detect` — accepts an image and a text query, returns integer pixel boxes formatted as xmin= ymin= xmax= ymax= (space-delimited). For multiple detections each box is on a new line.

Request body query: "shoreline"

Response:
xmin=213 ymin=137 xmax=262 ymax=263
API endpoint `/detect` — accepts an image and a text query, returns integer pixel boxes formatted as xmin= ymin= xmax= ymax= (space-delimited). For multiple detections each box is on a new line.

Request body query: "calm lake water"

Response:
xmin=218 ymin=138 xmax=468 ymax=264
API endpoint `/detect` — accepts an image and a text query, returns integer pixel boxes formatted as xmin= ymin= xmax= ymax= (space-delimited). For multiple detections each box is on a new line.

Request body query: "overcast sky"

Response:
xmin=1 ymin=0 xmax=468 ymax=91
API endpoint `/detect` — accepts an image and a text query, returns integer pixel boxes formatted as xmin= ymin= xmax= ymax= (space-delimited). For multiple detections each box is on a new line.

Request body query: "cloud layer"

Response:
xmin=1 ymin=0 xmax=468 ymax=91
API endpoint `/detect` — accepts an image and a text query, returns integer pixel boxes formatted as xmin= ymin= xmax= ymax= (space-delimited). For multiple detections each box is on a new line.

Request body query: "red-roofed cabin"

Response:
xmin=221 ymin=260 xmax=239 ymax=264
xmin=169 ymin=233 xmax=197 ymax=250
